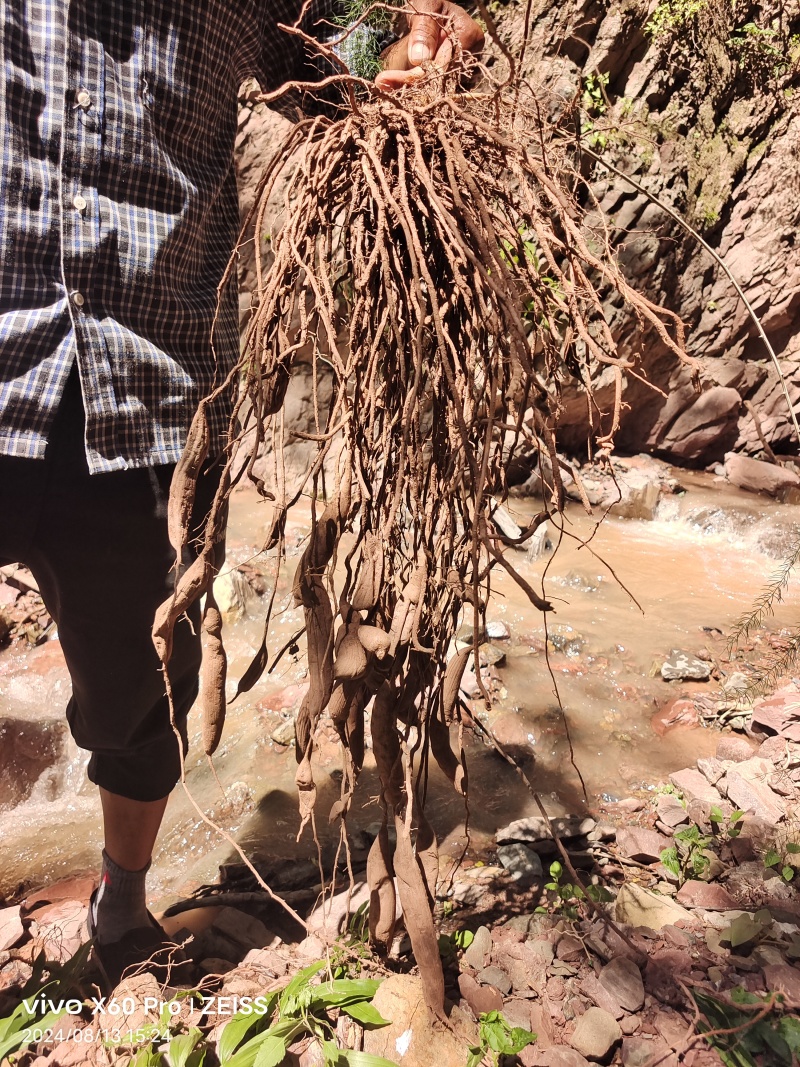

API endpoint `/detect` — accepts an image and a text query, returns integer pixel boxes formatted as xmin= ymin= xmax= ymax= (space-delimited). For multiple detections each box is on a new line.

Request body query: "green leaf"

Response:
xmin=729 ymin=810 xmax=746 ymax=823
xmin=710 ymin=806 xmax=723 ymax=823
xmin=167 ymin=1028 xmax=204 ymax=1067
xmin=778 ymin=1016 xmax=800 ymax=1053
xmin=339 ymin=1001 xmax=390 ymax=1028
xmin=660 ymin=847 xmax=682 ymax=879
xmin=675 ymin=824 xmax=701 ymax=843
xmin=786 ymin=842 xmax=800 ymax=854
xmin=782 ymin=866 xmax=795 ymax=881
xmin=252 ymin=1034 xmax=291 ymax=1067
xmin=549 ymin=861 xmax=562 ymax=879
xmin=0 ymin=1004 xmax=64 ymax=1061
xmin=310 ymin=979 xmax=382 ymax=1010
xmin=506 ymin=1026 xmax=537 ymax=1054
xmin=764 ymin=849 xmax=781 ymax=868
xmin=218 ymin=995 xmax=278 ymax=1061
xmin=279 ymin=960 xmax=326 ymax=1012
xmin=452 ymin=929 xmax=474 ymax=950
xmin=721 ymin=913 xmax=768 ymax=948
xmin=223 ymin=1018 xmax=304 ymax=1067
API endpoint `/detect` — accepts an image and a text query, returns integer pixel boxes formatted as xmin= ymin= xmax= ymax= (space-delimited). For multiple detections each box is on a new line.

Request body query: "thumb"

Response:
xmin=407 ymin=1 xmax=444 ymax=64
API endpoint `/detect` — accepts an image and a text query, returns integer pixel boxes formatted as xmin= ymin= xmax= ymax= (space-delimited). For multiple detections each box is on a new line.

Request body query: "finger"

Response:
xmin=374 ymin=65 xmax=425 ymax=89
xmin=443 ymin=3 xmax=485 ymax=53
xmin=379 ymin=36 xmax=411 ymax=71
xmin=406 ymin=0 xmax=445 ymax=64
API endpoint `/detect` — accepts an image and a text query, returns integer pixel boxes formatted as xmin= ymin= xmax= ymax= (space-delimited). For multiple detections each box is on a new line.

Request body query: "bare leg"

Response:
xmin=100 ymin=788 xmax=169 ymax=871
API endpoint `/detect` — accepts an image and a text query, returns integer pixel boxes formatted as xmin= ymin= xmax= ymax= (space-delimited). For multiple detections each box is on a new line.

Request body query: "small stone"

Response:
xmin=621 ymin=1036 xmax=669 ymax=1067
xmin=556 ymin=934 xmax=584 ymax=962
xmin=725 ymin=759 xmax=785 ymax=823
xmin=497 ymin=843 xmax=544 ymax=887
xmin=0 ymin=906 xmax=24 ymax=951
xmin=462 ymin=925 xmax=492 ymax=970
xmin=529 ymin=1003 xmax=555 ymax=1049
xmin=459 ymin=972 xmax=503 ymax=1016
xmin=570 ymin=1006 xmax=622 ymax=1061
xmin=271 ymin=717 xmax=296 ymax=746
xmin=579 ymin=975 xmax=624 ymax=1020
xmin=620 ymin=1016 xmax=641 ymax=1036
xmin=661 ymin=652 xmax=711 ymax=682
xmin=675 ymin=880 xmax=738 ymax=911
xmin=486 ymin=620 xmax=510 ymax=640
xmin=668 ymin=768 xmax=723 ymax=808
xmin=599 ymin=957 xmax=645 ymax=1012
xmin=759 ymin=735 xmax=788 ymax=762
xmin=617 ymin=827 xmax=669 ymax=864
xmin=615 ymin=798 xmax=645 ymax=813
xmin=614 ymin=883 xmax=694 ymax=931
xmin=697 ymin=757 xmax=725 ymax=786
xmin=716 ymin=736 xmax=755 ymax=762
xmin=477 ymin=965 xmax=512 ymax=995
xmin=656 ymin=794 xmax=689 ymax=828
xmin=651 ymin=698 xmax=700 ymax=736
xmin=762 ymin=964 xmax=800 ymax=1001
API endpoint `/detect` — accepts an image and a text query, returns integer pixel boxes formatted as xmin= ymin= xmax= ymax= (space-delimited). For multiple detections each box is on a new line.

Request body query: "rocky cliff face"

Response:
xmin=234 ymin=0 xmax=800 ymax=467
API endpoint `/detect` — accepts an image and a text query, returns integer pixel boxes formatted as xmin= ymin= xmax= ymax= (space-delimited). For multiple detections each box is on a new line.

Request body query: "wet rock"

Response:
xmin=364 ymin=975 xmax=479 ymax=1067
xmin=668 ymin=768 xmax=723 ymax=808
xmin=0 ymin=906 xmax=24 ymax=951
xmin=477 ymin=965 xmax=512 ymax=995
xmin=762 ymin=964 xmax=800 ymax=1001
xmin=271 ymin=717 xmax=297 ymax=746
xmin=621 ymin=1036 xmax=670 ymax=1067
xmin=661 ymin=652 xmax=711 ymax=682
xmin=458 ymin=971 xmax=504 ymax=1015
xmin=579 ymin=974 xmax=624 ymax=1019
xmin=526 ymin=522 xmax=553 ymax=562
xmin=462 ymin=925 xmax=492 ymax=970
xmin=724 ymin=453 xmax=800 ymax=498
xmin=615 ymin=884 xmax=693 ymax=931
xmin=725 ymin=759 xmax=785 ymax=823
xmin=0 ymin=716 xmax=68 ymax=809
xmin=486 ymin=620 xmax=510 ymax=640
xmin=23 ymin=875 xmax=97 ymax=914
xmin=492 ymin=712 xmax=533 ymax=749
xmin=617 ymin=827 xmax=669 ymax=864
xmin=497 ymin=843 xmax=544 ymax=887
xmin=213 ymin=568 xmax=258 ymax=621
xmin=716 ymin=736 xmax=756 ymax=762
xmin=651 ymin=698 xmax=700 ymax=736
xmin=675 ymin=881 xmax=739 ymax=911
xmin=599 ymin=958 xmax=645 ymax=1012
xmin=656 ymin=794 xmax=689 ymax=829
xmin=570 ymin=1006 xmax=622 ymax=1061
xmin=497 ymin=816 xmax=596 ymax=845
xmin=611 ymin=467 xmax=663 ymax=520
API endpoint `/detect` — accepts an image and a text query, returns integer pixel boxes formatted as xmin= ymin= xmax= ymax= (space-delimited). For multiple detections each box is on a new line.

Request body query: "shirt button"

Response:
xmin=71 ymin=291 xmax=85 ymax=308
xmin=73 ymin=194 xmax=87 ymax=212
xmin=76 ymin=88 xmax=92 ymax=108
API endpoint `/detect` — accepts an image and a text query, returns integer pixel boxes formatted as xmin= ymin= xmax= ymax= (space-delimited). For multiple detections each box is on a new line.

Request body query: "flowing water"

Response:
xmin=1 ymin=469 xmax=798 ymax=905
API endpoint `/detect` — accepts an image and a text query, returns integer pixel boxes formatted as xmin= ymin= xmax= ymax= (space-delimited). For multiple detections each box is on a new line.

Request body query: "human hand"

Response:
xmin=374 ymin=0 xmax=484 ymax=90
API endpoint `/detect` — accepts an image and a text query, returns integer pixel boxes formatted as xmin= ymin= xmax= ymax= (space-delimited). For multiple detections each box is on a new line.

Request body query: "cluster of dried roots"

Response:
xmin=153 ymin=57 xmax=696 ymax=1016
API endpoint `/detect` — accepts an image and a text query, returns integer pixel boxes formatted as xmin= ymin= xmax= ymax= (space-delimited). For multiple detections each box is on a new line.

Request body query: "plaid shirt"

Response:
xmin=0 ymin=0 xmax=330 ymax=473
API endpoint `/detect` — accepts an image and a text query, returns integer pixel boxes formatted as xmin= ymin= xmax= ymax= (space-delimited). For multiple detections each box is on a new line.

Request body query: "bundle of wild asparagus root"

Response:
xmin=153 ymin=11 xmax=695 ymax=1017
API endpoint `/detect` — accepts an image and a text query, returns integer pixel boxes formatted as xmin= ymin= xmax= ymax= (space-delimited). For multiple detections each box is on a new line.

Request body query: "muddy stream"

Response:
xmin=1 ymin=468 xmax=798 ymax=907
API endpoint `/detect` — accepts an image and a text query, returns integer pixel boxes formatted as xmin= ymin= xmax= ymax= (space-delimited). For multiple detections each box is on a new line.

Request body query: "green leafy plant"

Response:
xmin=764 ymin=841 xmax=800 ymax=883
xmin=646 ymin=0 xmax=709 ymax=40
xmin=219 ymin=960 xmax=393 ymax=1067
xmin=710 ymin=805 xmax=746 ymax=841
xmin=466 ymin=1010 xmax=536 ymax=1067
xmin=691 ymin=985 xmax=800 ymax=1067
xmin=537 ymin=861 xmax=611 ymax=919
xmin=660 ymin=822 xmax=716 ymax=885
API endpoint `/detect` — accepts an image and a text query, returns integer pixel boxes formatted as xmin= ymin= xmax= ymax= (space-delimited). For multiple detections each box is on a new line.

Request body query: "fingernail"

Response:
xmin=409 ymin=41 xmax=433 ymax=63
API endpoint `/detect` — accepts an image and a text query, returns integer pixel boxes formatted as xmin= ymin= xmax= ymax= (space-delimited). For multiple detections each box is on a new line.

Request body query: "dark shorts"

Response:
xmin=0 ymin=370 xmax=221 ymax=802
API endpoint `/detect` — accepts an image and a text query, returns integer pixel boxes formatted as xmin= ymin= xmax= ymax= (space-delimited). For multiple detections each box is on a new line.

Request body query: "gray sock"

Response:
xmin=91 ymin=850 xmax=151 ymax=944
